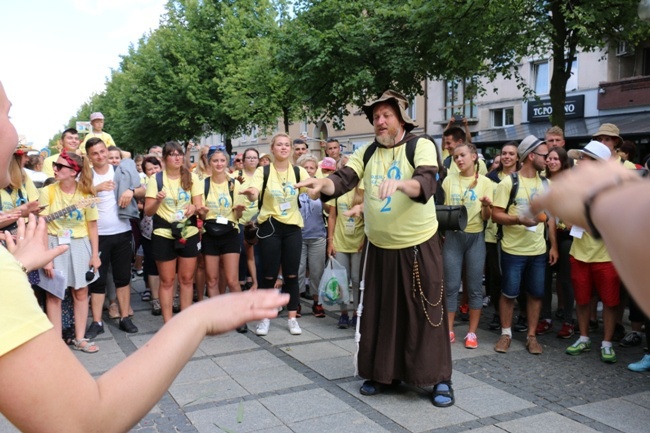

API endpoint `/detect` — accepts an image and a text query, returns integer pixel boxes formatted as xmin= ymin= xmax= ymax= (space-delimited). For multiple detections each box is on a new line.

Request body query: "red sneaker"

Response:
xmin=312 ymin=304 xmax=326 ymax=318
xmin=535 ymin=319 xmax=552 ymax=335
xmin=556 ymin=322 xmax=575 ymax=339
xmin=459 ymin=303 xmax=469 ymax=321
xmin=464 ymin=332 xmax=478 ymax=349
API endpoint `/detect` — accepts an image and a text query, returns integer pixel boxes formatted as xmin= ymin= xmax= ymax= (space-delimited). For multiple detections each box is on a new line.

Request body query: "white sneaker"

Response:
xmin=288 ymin=318 xmax=302 ymax=335
xmin=256 ymin=318 xmax=270 ymax=336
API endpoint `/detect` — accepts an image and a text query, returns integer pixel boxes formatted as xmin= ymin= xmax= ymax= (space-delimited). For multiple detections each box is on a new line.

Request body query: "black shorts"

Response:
xmin=201 ymin=229 xmax=240 ymax=256
xmin=89 ymin=231 xmax=133 ymax=294
xmin=141 ymin=237 xmax=159 ymax=276
xmin=151 ymin=232 xmax=201 ymax=262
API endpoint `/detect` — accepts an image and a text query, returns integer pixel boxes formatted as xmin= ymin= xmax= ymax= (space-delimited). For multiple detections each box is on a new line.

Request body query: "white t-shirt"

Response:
xmin=93 ymin=165 xmax=131 ymax=235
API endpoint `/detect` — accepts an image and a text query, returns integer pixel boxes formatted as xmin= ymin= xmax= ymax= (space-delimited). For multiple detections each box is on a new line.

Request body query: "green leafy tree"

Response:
xmin=68 ymin=0 xmax=298 ymax=153
xmin=280 ymin=0 xmax=649 ymax=130
xmin=277 ymin=0 xmax=429 ymax=128
xmin=417 ymin=0 xmax=650 ymax=129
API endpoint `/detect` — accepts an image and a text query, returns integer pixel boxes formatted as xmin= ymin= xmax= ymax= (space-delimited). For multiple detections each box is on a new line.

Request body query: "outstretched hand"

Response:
xmin=530 ymin=160 xmax=641 ymax=231
xmin=201 ymin=290 xmax=289 ymax=336
xmin=297 ymin=176 xmax=337 ymax=197
xmin=3 ymin=214 xmax=69 ymax=272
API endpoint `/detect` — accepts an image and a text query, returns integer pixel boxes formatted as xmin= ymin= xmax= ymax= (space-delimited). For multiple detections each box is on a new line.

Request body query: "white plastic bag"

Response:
xmin=318 ymin=257 xmax=350 ymax=306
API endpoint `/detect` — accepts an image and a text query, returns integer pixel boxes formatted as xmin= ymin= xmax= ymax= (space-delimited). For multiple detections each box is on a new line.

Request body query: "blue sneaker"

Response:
xmin=350 ymin=315 xmax=358 ymax=328
xmin=338 ymin=314 xmax=350 ymax=329
xmin=628 ymin=354 xmax=650 ymax=372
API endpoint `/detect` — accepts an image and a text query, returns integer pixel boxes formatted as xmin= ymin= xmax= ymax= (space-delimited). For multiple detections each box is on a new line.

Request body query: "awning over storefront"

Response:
xmin=473 ymin=112 xmax=650 ymax=144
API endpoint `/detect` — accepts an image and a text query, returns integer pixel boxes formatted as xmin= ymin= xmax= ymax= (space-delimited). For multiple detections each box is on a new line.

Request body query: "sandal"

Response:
xmin=141 ymin=289 xmax=152 ymax=302
xmin=72 ymin=338 xmax=99 ymax=354
xmin=432 ymin=382 xmax=454 ymax=408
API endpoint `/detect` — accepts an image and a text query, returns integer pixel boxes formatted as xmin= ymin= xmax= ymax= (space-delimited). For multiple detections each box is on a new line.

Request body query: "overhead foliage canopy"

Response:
xmin=57 ymin=0 xmax=649 ymax=150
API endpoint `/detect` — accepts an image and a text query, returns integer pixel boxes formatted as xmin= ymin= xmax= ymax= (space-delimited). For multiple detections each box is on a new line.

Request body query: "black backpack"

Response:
xmin=258 ymin=164 xmax=301 ymax=210
xmin=361 ymin=135 xmax=445 ymax=205
xmin=203 ymin=177 xmax=234 ymax=203
xmin=495 ymin=172 xmax=548 ymax=240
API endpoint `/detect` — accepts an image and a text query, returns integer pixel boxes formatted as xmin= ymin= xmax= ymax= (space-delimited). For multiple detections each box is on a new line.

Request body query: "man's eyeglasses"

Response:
xmin=234 ymin=159 xmax=242 ymax=163
xmin=533 ymin=151 xmax=549 ymax=158
xmin=52 ymin=162 xmax=74 ymax=171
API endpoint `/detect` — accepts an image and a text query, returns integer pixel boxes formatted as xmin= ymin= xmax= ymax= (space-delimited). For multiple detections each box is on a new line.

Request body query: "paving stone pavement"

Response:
xmin=2 ymin=279 xmax=649 ymax=433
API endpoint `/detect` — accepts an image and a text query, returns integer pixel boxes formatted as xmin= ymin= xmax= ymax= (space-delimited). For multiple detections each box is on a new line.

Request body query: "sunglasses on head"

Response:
xmin=52 ymin=162 xmax=75 ymax=171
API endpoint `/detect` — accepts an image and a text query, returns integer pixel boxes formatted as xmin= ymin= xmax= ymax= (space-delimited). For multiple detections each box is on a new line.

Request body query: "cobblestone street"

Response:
xmin=3 ymin=280 xmax=649 ymax=433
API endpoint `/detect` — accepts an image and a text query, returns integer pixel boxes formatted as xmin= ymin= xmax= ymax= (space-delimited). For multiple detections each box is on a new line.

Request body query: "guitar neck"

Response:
xmin=45 ymin=204 xmax=78 ymax=223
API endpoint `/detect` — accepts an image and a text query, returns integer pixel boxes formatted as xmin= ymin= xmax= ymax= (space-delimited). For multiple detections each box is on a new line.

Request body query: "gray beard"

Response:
xmin=376 ymin=134 xmax=397 ymax=147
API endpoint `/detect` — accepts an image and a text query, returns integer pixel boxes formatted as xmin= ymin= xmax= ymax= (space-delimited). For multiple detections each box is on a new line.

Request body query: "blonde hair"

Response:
xmin=296 ymin=153 xmax=319 ymax=168
xmin=197 ymin=144 xmax=212 ymax=176
xmin=270 ymin=132 xmax=291 ymax=151
xmin=546 ymin=126 xmax=564 ymax=137
xmin=7 ymin=155 xmax=26 ymax=191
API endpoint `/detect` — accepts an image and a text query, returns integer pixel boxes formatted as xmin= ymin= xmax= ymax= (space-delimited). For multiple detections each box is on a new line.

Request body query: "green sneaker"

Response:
xmin=601 ymin=346 xmax=617 ymax=363
xmin=566 ymin=339 xmax=591 ymax=355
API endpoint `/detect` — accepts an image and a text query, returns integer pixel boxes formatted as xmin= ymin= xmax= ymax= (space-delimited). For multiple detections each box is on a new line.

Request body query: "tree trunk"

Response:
xmin=548 ymin=1 xmax=567 ymax=131
xmin=282 ymin=106 xmax=290 ymax=133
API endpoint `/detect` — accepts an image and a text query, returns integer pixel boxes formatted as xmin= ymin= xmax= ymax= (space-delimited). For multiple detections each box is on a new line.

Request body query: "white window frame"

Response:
xmin=532 ymin=60 xmax=550 ymax=95
xmin=407 ymin=98 xmax=416 ymax=121
xmin=491 ymin=107 xmax=514 ymax=128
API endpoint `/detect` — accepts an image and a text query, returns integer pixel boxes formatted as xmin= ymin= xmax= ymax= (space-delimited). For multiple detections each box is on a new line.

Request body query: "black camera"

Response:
xmin=85 ymin=267 xmax=96 ymax=282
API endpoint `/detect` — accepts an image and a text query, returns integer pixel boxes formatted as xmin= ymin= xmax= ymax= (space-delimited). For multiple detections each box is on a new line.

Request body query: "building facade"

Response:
xmin=425 ymin=41 xmax=650 ymax=164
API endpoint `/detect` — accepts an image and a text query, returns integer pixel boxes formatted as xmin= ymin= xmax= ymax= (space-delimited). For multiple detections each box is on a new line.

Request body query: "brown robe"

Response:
xmin=324 ymin=134 xmax=453 ymax=386
xmin=359 ymin=233 xmax=452 ymax=386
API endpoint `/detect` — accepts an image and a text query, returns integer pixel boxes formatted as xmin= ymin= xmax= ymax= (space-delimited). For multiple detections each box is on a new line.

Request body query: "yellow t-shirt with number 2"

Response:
xmin=346 ymin=137 xmax=438 ymax=249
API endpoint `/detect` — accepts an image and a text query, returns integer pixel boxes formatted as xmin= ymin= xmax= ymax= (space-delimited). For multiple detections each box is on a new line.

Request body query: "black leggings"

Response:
xmin=257 ymin=218 xmax=302 ymax=311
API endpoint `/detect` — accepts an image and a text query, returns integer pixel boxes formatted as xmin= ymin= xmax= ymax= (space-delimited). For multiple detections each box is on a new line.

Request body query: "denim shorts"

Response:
xmin=500 ymin=251 xmax=547 ymax=299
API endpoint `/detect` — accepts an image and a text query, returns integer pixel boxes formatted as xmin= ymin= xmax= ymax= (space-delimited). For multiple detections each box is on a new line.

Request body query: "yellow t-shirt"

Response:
xmin=493 ymin=174 xmax=548 ymax=256
xmin=81 ymin=131 xmax=115 ymax=150
xmin=236 ymin=171 xmax=258 ymax=224
xmin=192 ymin=168 xmax=211 ymax=182
xmin=442 ymin=173 xmax=493 ymax=233
xmin=1 ymin=176 xmax=39 ymax=210
xmin=347 ymin=137 xmax=438 ymax=249
xmin=203 ymin=178 xmax=240 ymax=229
xmin=145 ymin=172 xmax=203 ymax=239
xmin=622 ymin=158 xmax=637 ymax=170
xmin=39 ymin=183 xmax=99 ymax=238
xmin=570 ymin=232 xmax=611 ymax=263
xmin=327 ymin=189 xmax=365 ymax=253
xmin=483 ymin=172 xmax=504 ymax=243
xmin=449 ymin=158 xmax=488 ymax=176
xmin=252 ymin=164 xmax=309 ymax=227
xmin=0 ymin=247 xmax=53 ymax=357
